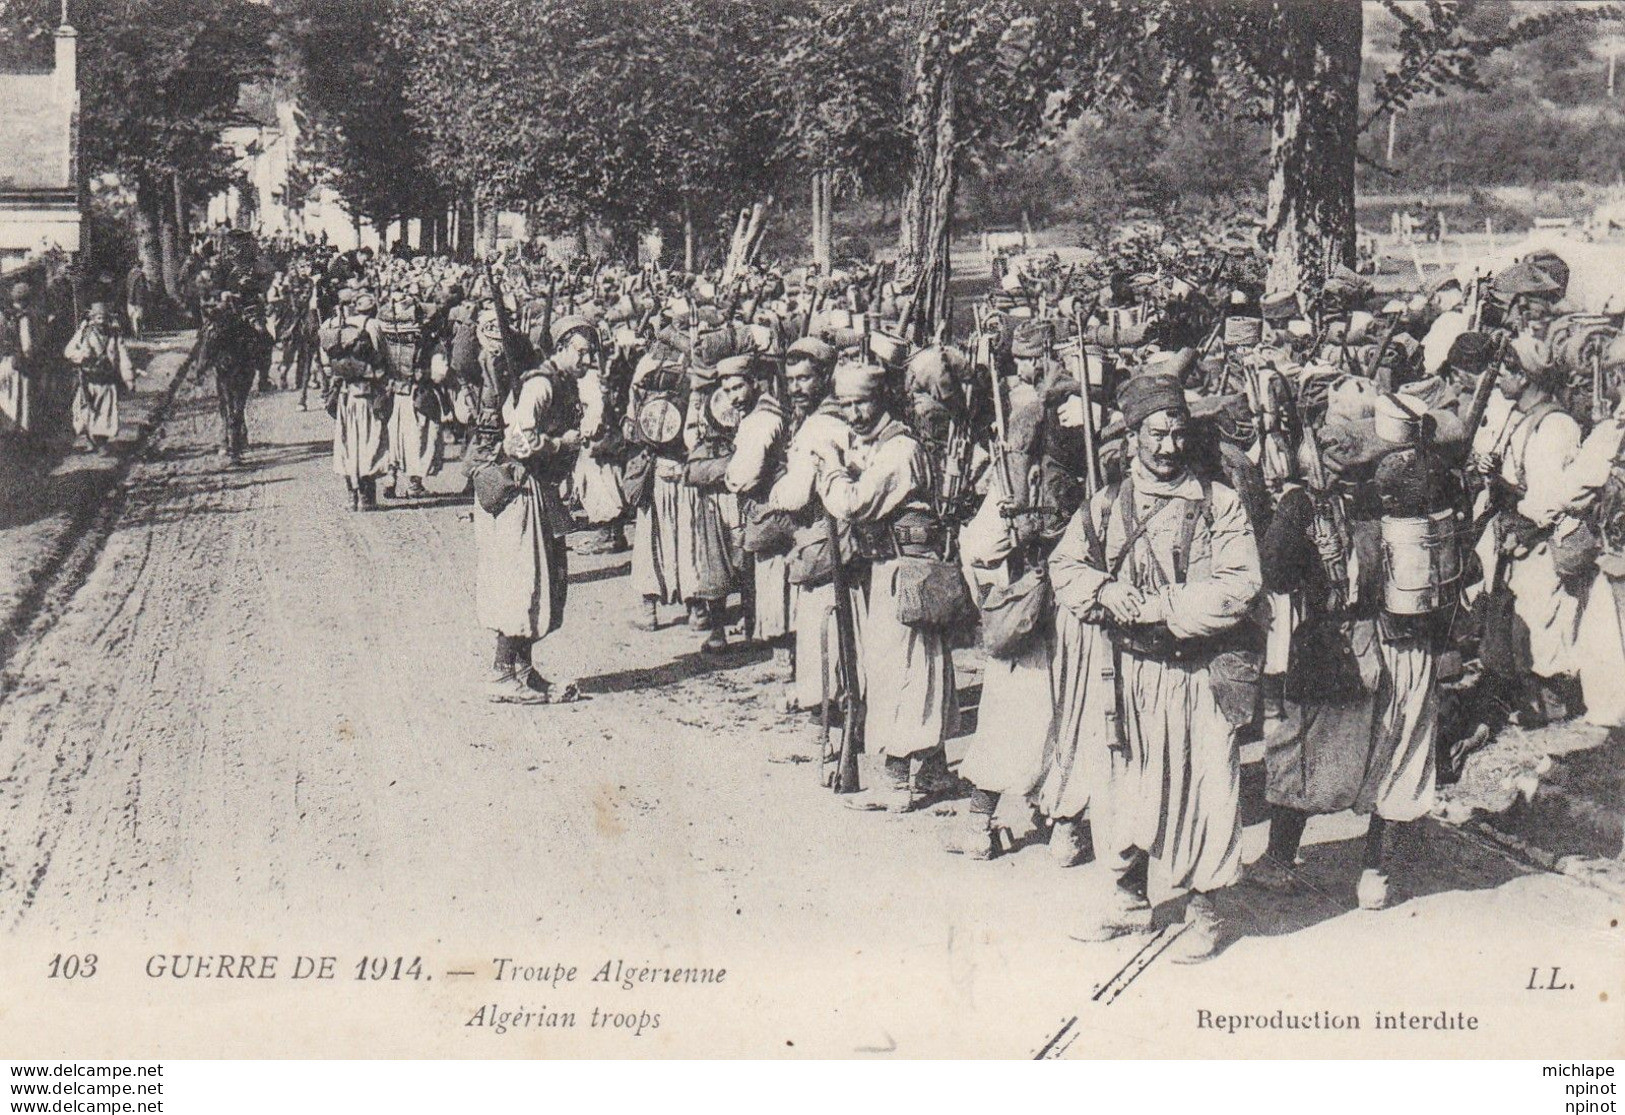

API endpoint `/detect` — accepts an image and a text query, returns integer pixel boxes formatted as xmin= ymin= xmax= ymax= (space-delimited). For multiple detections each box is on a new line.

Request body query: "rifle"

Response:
xmin=485 ymin=259 xmax=530 ymax=397
xmin=826 ymin=511 xmax=863 ymax=794
xmin=1364 ymin=311 xmax=1403 ymax=392
xmin=1593 ymin=350 xmax=1607 ymax=426
xmin=1070 ymin=305 xmax=1103 ymax=497
xmin=1460 ymin=334 xmax=1505 ymax=446
xmin=986 ymin=351 xmax=1019 ymax=551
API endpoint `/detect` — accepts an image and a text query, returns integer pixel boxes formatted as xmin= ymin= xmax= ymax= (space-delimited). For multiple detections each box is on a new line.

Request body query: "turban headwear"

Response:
xmin=1116 ymin=371 xmax=1187 ymax=429
xmin=832 ymin=362 xmax=887 ymax=401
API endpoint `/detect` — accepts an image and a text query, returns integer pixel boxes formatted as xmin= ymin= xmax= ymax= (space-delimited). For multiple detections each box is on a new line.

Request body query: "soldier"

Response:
xmin=956 ymin=337 xmax=1090 ymax=860
xmin=572 ymin=322 xmax=633 ymax=555
xmin=815 ymin=361 xmax=960 ymax=813
xmin=0 ymin=282 xmax=43 ymax=454
xmin=1247 ymin=422 xmax=1385 ymax=892
xmin=681 ymin=354 xmax=755 ymax=653
xmin=1352 ymin=392 xmax=1465 ymax=909
xmin=724 ymin=351 xmax=791 ymax=645
xmin=469 ymin=314 xmax=589 ymax=704
xmin=321 ymin=289 xmax=391 ymax=510
xmin=64 ymin=302 xmax=135 ymax=453
xmin=1049 ymin=371 xmax=1261 ymax=961
xmin=1473 ymin=335 xmax=1585 ymax=725
xmin=627 ymin=345 xmax=691 ymax=629
xmin=378 ymin=289 xmax=442 ymax=498
xmin=765 ymin=338 xmax=851 ymax=713
xmin=203 ymin=274 xmax=271 ymax=464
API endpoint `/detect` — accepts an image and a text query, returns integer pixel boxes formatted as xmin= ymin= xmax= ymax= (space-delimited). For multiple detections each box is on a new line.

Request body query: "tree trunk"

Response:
xmin=812 ymin=171 xmax=834 ymax=273
xmin=132 ymin=180 xmax=166 ymax=304
xmin=898 ymin=0 xmax=957 ymax=345
xmin=474 ymin=195 xmax=499 ymax=258
xmin=172 ymin=174 xmax=189 ymax=253
xmin=1263 ymin=0 xmax=1362 ymax=298
xmin=683 ymin=198 xmax=696 ymax=273
xmin=158 ymin=195 xmax=184 ymax=303
xmin=455 ymin=194 xmax=475 ymax=261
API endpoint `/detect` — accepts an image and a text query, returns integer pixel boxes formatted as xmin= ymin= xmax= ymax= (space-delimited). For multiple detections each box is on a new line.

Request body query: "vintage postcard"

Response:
xmin=0 ymin=0 xmax=1621 ymax=1062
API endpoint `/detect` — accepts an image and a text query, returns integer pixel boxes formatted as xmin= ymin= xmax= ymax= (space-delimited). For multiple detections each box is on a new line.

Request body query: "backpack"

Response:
xmin=631 ymin=364 xmax=690 ymax=449
xmin=325 ymin=324 xmax=381 ymax=383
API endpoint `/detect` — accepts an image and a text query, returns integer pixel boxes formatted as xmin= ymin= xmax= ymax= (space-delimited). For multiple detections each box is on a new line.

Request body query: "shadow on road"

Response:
xmin=568 ymin=560 xmax=630 ymax=586
xmin=1208 ymin=818 xmax=1533 ymax=959
xmin=1474 ymin=726 xmax=1625 ymax=861
xmin=577 ymin=643 xmax=772 ymax=696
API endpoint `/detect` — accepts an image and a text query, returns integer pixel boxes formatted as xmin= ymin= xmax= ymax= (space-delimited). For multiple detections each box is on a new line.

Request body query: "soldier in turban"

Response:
xmin=815 ymin=360 xmax=959 ymax=811
xmin=1047 ymin=371 xmax=1261 ymax=961
xmin=1472 ymin=333 xmax=1586 ymax=726
xmin=64 ymin=302 xmax=135 ymax=452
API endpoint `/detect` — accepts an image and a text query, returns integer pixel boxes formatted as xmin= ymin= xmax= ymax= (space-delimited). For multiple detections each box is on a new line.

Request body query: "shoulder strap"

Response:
xmin=1098 ymin=475 xmax=1167 ymax=579
xmin=1173 ymin=479 xmax=1214 ymax=584
xmin=1079 ymin=481 xmax=1118 ymax=570
xmin=1510 ymin=400 xmax=1563 ymax=490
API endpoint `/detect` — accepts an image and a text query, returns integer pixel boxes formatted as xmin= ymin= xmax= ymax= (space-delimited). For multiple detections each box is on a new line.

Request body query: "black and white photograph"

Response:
xmin=0 ymin=0 xmax=1621 ymax=1068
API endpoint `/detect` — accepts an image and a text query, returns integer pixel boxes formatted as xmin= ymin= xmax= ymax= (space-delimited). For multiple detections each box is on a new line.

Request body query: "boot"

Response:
xmin=575 ymin=526 xmax=621 ymax=555
xmin=843 ymin=756 xmax=912 ymax=813
xmin=943 ymin=808 xmax=1001 ymax=859
xmin=900 ymin=750 xmax=956 ymax=812
xmin=407 ymin=476 xmax=428 ymax=498
xmin=634 ymin=597 xmax=660 ymax=632
xmin=1356 ymin=868 xmax=1391 ymax=911
xmin=1166 ymin=892 xmax=1225 ymax=964
xmin=1243 ymin=854 xmax=1301 ymax=895
xmin=1070 ymin=872 xmax=1153 ymax=943
xmin=486 ymin=667 xmax=549 ymax=705
xmin=1048 ymin=817 xmax=1093 ymax=868
xmin=1246 ymin=806 xmax=1306 ymax=893
xmin=945 ymin=790 xmax=1001 ymax=859
xmin=357 ymin=477 xmax=378 ymax=510
xmin=687 ymin=600 xmax=711 ymax=631
xmin=701 ymin=626 xmax=728 ymax=655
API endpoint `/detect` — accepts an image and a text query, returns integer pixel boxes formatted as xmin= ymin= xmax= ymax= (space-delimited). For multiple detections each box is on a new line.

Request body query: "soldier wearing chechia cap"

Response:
xmin=766 ymin=337 xmax=857 ymax=714
xmin=723 ymin=350 xmax=792 ymax=645
xmin=680 ymin=353 xmax=757 ymax=653
xmin=468 ymin=313 xmax=589 ymax=704
xmin=320 ymin=286 xmax=391 ymax=509
xmin=1048 ymin=370 xmax=1260 ymax=961
xmin=1472 ymin=334 xmax=1585 ymax=726
xmin=814 ymin=359 xmax=960 ymax=812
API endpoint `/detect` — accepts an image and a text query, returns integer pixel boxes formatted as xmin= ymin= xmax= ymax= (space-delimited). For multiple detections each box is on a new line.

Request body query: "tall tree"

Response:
xmin=68 ymin=0 xmax=275 ymax=298
xmin=277 ymin=0 xmax=443 ymax=246
xmin=1155 ymin=0 xmax=1625 ymax=295
xmin=773 ymin=0 xmax=909 ymax=270
xmin=892 ymin=0 xmax=1146 ymax=341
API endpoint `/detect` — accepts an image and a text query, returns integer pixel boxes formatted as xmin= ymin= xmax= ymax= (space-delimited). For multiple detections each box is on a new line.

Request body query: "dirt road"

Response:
xmin=0 ymin=370 xmax=1618 ymax=1058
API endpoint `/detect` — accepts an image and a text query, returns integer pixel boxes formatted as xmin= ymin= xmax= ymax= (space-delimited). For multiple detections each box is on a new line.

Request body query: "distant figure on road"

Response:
xmin=64 ymin=302 xmax=136 ymax=454
xmin=124 ymin=263 xmax=149 ymax=340
xmin=201 ymin=231 xmax=274 ymax=464
xmin=320 ymin=288 xmax=391 ymax=510
xmin=0 ymin=281 xmax=44 ymax=453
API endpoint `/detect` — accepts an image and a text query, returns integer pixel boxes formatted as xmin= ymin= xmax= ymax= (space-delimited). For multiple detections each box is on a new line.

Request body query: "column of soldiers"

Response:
xmin=202 ymin=229 xmax=1625 ymax=963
